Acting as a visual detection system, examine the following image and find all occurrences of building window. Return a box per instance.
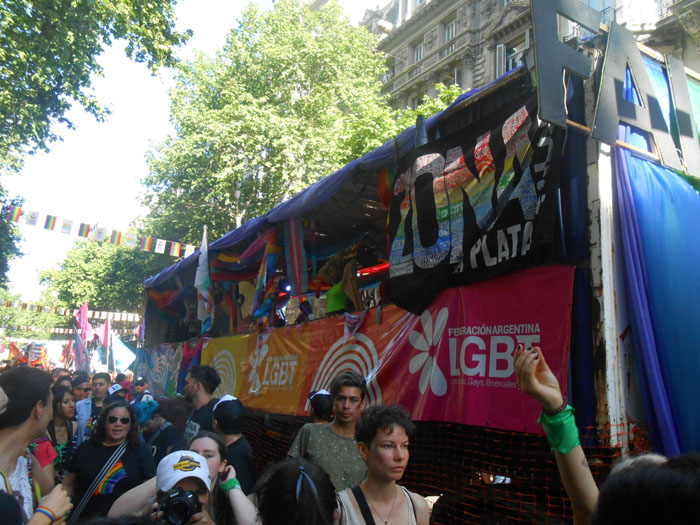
[414,43,424,63]
[445,20,456,43]
[495,29,530,77]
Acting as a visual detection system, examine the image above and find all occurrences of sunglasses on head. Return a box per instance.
[107,416,131,425]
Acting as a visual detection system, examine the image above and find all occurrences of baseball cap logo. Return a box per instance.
[173,456,201,472]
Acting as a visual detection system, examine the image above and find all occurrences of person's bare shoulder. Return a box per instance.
[409,491,430,525]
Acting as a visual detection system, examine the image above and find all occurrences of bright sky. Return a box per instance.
[2,0,378,302]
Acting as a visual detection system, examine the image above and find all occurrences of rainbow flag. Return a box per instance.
[169,242,182,257]
[44,215,57,230]
[94,461,127,495]
[78,223,91,238]
[140,236,153,251]
[7,205,22,222]
[110,230,122,245]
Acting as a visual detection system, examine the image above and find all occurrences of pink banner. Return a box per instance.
[297,265,575,434]
[146,265,575,433]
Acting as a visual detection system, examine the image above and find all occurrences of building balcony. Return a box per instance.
[407,65,423,80]
[439,41,456,60]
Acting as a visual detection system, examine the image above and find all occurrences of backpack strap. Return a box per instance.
[68,442,127,524]
[351,485,376,525]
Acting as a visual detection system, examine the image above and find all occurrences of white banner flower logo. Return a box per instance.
[408,308,448,396]
[248,332,271,395]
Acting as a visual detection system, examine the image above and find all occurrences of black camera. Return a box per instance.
[159,487,202,525]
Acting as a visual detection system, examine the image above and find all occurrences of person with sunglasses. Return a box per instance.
[62,399,155,521]
[72,376,91,402]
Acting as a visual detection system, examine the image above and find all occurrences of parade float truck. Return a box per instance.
[136,1,700,521]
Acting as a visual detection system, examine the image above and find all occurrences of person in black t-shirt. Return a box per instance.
[213,395,257,495]
[63,399,155,521]
[134,399,178,465]
[182,365,221,442]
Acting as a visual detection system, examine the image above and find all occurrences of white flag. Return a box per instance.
[154,238,167,254]
[93,227,108,241]
[61,220,73,234]
[194,227,209,321]
[184,244,196,257]
[25,211,39,226]
[124,233,138,248]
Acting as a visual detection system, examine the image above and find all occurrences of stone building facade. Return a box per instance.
[360,0,700,109]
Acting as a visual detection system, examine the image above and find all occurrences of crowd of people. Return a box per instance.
[0,354,698,524]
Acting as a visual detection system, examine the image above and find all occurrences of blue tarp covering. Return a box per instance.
[615,54,700,454]
[616,147,700,454]
[143,250,199,288]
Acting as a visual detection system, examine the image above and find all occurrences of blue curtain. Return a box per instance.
[615,147,700,454]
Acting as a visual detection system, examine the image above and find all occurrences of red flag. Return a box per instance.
[9,342,21,360]
[61,340,74,367]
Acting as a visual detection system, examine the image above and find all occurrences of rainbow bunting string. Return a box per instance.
[110,231,122,245]
[2,201,198,259]
[7,205,22,222]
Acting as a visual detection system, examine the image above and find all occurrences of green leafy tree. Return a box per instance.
[143,0,463,243]
[143,0,399,241]
[40,239,165,312]
[0,189,22,286]
[395,83,465,131]
[0,0,190,172]
[0,287,68,340]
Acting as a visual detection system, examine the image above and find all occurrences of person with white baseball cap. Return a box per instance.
[106,383,129,404]
[108,436,258,524]
[155,451,213,523]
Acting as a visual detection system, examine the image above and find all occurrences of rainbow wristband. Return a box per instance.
[537,405,580,455]
[220,477,241,496]
[35,506,57,523]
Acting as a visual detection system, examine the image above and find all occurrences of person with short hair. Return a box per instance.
[62,399,156,521]
[106,383,129,404]
[130,376,152,405]
[182,365,221,442]
[308,390,333,423]
[55,376,72,391]
[212,395,257,494]
[336,405,429,525]
[134,400,178,465]
[0,367,73,523]
[255,457,337,525]
[51,368,70,384]
[75,372,111,444]
[288,371,368,492]
[72,376,92,402]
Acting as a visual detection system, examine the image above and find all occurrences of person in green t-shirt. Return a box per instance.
[288,371,367,492]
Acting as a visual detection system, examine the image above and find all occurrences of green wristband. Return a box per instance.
[537,405,580,455]
[220,477,241,496]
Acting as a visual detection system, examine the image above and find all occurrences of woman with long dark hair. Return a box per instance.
[47,385,79,484]
[62,399,155,521]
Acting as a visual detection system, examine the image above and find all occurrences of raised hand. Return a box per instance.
[514,344,564,411]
